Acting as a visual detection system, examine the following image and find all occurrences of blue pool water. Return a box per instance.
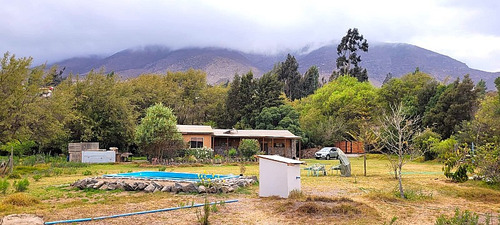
[103,171,238,182]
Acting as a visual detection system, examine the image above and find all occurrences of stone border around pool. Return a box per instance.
[71,176,258,194]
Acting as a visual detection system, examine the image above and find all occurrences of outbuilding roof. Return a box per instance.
[176,125,214,134]
[213,129,301,139]
[256,155,305,165]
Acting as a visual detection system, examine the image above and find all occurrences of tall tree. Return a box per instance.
[225,74,242,127]
[300,66,320,98]
[423,75,479,138]
[277,54,301,100]
[332,28,369,82]
[135,103,184,160]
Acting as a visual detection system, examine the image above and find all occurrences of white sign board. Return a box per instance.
[82,151,116,163]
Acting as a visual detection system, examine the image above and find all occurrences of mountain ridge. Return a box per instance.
[51,43,499,90]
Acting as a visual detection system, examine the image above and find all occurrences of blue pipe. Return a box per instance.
[44,199,238,225]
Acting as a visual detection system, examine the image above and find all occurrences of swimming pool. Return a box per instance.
[103,171,238,182]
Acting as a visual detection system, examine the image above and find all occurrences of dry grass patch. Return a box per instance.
[3,193,40,206]
[275,195,380,223]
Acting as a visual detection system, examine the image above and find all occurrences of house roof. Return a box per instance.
[256,155,305,165]
[176,125,214,134]
[213,129,301,139]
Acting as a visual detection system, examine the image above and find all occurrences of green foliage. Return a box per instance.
[277,54,302,100]
[297,75,379,146]
[82,170,92,176]
[13,178,29,192]
[435,208,479,225]
[255,105,304,138]
[0,179,9,194]
[442,144,474,183]
[135,103,184,159]
[228,148,238,158]
[432,137,458,160]
[423,75,479,138]
[475,143,500,184]
[332,28,369,82]
[0,140,36,156]
[185,147,214,160]
[238,139,260,158]
[196,197,211,225]
[7,173,21,179]
[414,128,442,160]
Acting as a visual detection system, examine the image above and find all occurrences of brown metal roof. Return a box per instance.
[176,125,214,134]
[213,129,301,139]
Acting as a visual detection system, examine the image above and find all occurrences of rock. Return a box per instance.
[1,214,44,225]
[181,183,198,193]
[144,184,156,193]
[172,183,183,193]
[152,181,163,190]
[197,185,206,193]
[115,182,125,190]
[219,186,229,194]
[123,182,134,191]
[208,186,217,194]
[247,176,258,183]
[99,184,108,190]
[136,182,147,191]
[227,186,235,192]
[161,185,171,192]
[85,183,95,189]
[107,183,117,190]
[93,181,106,189]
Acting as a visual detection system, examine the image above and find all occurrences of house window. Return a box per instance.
[274,143,284,147]
[190,137,203,148]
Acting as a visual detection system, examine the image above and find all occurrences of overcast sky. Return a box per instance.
[1,0,499,72]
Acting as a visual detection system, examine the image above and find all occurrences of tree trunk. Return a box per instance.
[363,153,367,176]
[9,146,14,174]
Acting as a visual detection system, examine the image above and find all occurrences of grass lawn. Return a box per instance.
[1,154,499,224]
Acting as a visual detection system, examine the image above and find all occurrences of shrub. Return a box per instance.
[158,166,167,171]
[3,193,40,206]
[435,208,479,225]
[239,139,260,158]
[0,179,9,194]
[82,170,92,176]
[13,178,29,192]
[7,173,21,179]
[185,147,214,160]
[228,148,238,158]
[196,197,211,225]
[33,174,42,182]
[475,143,500,184]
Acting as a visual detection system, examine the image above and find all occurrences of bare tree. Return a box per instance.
[374,103,422,199]
[347,116,380,176]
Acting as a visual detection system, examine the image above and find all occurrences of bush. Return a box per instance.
[239,139,260,158]
[435,208,479,225]
[13,178,29,192]
[32,174,42,182]
[185,147,214,160]
[0,179,9,194]
[82,170,92,176]
[7,173,21,179]
[475,143,500,184]
[3,193,40,206]
[228,148,238,158]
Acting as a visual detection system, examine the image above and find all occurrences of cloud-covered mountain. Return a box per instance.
[52,43,499,90]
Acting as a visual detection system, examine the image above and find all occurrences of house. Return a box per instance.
[176,125,302,158]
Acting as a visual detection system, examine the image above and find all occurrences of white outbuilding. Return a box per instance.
[81,150,116,163]
[256,155,305,198]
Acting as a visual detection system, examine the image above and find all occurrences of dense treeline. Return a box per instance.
[1,51,499,170]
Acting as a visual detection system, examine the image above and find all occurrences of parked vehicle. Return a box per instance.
[315,147,340,160]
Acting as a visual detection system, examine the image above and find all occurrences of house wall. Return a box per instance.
[181,134,212,148]
[335,141,364,154]
[287,163,301,195]
[81,151,116,163]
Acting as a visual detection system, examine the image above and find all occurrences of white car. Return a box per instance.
[315,147,340,160]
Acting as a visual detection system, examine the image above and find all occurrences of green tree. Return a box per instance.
[332,28,369,82]
[297,76,379,146]
[225,74,242,127]
[423,75,479,138]
[255,105,303,137]
[277,54,301,100]
[0,52,71,154]
[67,71,136,150]
[135,103,184,159]
[238,139,260,158]
[300,66,320,98]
